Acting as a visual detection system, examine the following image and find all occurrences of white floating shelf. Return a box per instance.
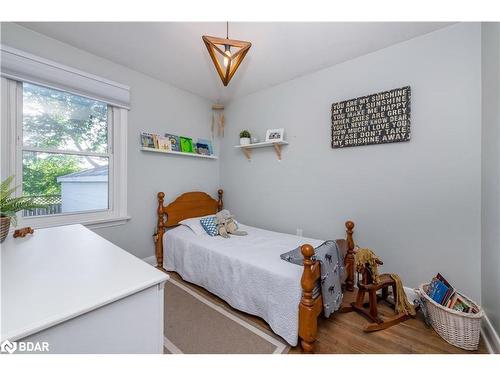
[234,141,288,161]
[141,147,218,160]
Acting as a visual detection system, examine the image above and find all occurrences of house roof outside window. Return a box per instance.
[57,165,108,183]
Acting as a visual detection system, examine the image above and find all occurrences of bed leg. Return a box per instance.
[301,338,316,354]
[155,227,165,272]
[299,303,318,354]
[344,221,355,292]
[299,244,319,354]
[156,192,167,272]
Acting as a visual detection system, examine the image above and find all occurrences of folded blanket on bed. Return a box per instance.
[280,241,345,318]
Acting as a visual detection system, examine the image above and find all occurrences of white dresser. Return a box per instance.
[0,224,168,354]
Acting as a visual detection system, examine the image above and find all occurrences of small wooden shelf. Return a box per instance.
[234,141,288,161]
[141,147,218,160]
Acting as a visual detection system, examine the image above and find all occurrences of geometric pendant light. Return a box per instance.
[202,22,252,86]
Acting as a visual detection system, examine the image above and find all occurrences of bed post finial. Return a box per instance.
[299,244,318,353]
[155,192,166,272]
[345,220,355,291]
[217,189,223,211]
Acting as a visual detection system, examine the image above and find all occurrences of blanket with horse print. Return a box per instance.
[280,240,345,318]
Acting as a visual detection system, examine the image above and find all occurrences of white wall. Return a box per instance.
[220,23,482,301]
[0,23,220,260]
[481,23,500,338]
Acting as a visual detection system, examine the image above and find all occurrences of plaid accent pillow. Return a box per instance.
[200,216,218,236]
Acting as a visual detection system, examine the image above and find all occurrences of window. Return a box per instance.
[22,83,110,217]
[1,78,128,229]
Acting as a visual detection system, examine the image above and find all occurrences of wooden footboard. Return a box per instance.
[298,221,355,353]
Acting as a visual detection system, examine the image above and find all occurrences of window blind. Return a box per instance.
[0,45,130,109]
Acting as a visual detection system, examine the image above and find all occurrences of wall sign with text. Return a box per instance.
[331,86,411,148]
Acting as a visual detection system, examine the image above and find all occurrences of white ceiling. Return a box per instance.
[19,22,452,103]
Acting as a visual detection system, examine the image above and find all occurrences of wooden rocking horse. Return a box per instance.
[341,250,413,332]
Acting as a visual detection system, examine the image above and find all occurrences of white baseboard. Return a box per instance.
[481,313,500,354]
[142,255,156,266]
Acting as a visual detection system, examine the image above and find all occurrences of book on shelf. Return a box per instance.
[165,133,180,152]
[179,136,194,153]
[196,143,210,155]
[197,138,213,155]
[140,132,156,148]
[156,136,172,152]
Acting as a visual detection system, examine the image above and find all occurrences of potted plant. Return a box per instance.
[239,130,251,146]
[0,176,46,243]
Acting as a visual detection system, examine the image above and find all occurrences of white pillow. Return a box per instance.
[179,215,215,235]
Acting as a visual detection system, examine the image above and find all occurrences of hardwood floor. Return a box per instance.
[167,272,487,354]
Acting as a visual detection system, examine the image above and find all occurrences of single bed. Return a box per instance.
[153,190,356,352]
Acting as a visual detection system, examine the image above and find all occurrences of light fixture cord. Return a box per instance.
[226,21,229,39]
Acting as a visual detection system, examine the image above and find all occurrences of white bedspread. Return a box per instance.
[164,224,324,346]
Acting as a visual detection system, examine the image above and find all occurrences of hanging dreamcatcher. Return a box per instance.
[211,103,225,138]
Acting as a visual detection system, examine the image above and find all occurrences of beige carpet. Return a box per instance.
[164,278,289,354]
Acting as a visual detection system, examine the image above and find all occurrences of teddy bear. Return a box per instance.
[215,209,248,238]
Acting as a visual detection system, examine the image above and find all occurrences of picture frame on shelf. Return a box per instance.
[265,128,285,142]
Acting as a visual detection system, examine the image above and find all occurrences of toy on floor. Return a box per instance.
[341,247,417,332]
[215,210,247,238]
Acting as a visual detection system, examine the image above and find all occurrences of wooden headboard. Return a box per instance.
[158,190,223,228]
[154,190,223,270]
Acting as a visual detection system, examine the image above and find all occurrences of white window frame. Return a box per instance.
[1,77,129,230]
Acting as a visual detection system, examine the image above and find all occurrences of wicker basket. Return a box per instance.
[417,283,483,351]
[0,216,11,243]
